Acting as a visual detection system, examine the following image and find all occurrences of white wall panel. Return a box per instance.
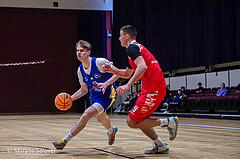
[230,69,240,86]
[187,73,205,89]
[206,71,229,88]
[166,69,238,90]
[170,76,186,90]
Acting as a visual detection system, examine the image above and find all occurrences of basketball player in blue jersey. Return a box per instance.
[53,40,118,150]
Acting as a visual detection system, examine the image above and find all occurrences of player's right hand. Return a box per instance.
[116,84,130,95]
[102,64,113,73]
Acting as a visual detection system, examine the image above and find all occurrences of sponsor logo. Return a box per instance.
[144,93,158,107]
[151,60,158,63]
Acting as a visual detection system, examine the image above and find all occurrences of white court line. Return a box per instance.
[108,118,240,130]
[1,115,239,130]
[179,123,240,130]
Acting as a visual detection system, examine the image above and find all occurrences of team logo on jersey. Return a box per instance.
[94,73,101,79]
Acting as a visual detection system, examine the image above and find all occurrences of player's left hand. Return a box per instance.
[116,84,130,95]
[97,82,109,94]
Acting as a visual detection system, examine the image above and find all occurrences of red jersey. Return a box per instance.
[127,41,166,92]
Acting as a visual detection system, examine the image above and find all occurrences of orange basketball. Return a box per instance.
[54,92,72,111]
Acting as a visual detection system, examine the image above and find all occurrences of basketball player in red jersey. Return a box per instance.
[98,25,179,154]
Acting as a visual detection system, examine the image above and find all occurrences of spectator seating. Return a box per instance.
[167,86,240,114]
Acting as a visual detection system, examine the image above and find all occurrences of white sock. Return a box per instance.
[154,137,165,146]
[62,132,74,143]
[107,126,113,134]
[160,119,168,127]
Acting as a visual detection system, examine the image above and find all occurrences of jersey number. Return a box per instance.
[132,105,138,113]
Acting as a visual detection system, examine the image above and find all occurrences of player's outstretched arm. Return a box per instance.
[103,65,134,78]
[71,85,88,101]
[117,56,147,95]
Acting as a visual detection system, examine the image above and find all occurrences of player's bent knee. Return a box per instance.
[80,106,99,122]
[81,112,93,122]
[97,116,105,122]
[126,118,138,128]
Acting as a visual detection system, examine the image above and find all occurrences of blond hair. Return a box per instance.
[76,40,91,51]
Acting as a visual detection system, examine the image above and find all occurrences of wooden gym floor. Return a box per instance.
[0,114,240,159]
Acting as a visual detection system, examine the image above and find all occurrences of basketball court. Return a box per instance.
[0,114,239,159]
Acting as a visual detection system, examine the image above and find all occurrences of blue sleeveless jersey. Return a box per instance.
[79,58,116,110]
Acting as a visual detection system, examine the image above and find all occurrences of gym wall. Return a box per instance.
[166,69,240,90]
[0,7,108,113]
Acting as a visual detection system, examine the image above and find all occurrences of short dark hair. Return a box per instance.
[120,25,137,39]
[181,86,185,89]
[198,82,202,86]
[221,82,225,87]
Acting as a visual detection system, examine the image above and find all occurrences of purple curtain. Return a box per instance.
[112,0,240,71]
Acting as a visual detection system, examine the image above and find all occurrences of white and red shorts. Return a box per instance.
[128,88,166,122]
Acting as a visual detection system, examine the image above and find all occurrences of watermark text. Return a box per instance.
[7,148,55,154]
